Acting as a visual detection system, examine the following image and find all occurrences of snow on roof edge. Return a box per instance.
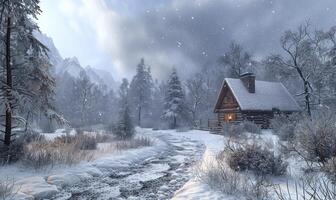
[216,78,302,112]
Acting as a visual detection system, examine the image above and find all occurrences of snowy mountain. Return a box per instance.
[85,67,118,89]
[35,32,117,90]
[33,31,63,66]
[57,57,85,78]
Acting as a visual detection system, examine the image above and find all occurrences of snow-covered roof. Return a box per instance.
[215,78,301,112]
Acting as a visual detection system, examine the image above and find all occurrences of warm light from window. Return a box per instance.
[228,115,232,120]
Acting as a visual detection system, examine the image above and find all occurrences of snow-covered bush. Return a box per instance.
[274,176,336,200]
[0,177,16,200]
[240,120,262,134]
[324,157,336,183]
[195,157,271,200]
[222,120,261,137]
[271,114,301,141]
[294,112,336,164]
[222,122,244,136]
[225,143,287,176]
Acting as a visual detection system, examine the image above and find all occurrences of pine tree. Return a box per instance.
[129,58,153,127]
[162,68,186,129]
[0,1,55,155]
[114,79,134,139]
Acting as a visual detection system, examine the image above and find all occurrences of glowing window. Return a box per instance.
[224,113,236,122]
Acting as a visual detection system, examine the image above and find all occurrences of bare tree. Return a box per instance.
[219,42,256,78]
[266,23,319,116]
[186,73,207,127]
[74,71,93,126]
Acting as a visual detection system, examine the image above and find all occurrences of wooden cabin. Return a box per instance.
[211,73,301,131]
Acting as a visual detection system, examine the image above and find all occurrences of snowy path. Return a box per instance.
[50,130,205,200]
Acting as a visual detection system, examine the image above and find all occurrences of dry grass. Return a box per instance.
[0,178,17,200]
[195,156,271,200]
[96,136,153,156]
[21,133,153,169]
[21,134,97,169]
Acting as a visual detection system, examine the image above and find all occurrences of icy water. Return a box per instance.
[51,134,205,200]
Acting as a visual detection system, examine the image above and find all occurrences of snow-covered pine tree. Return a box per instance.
[162,68,186,129]
[151,80,166,128]
[114,79,134,139]
[0,0,55,155]
[129,58,153,127]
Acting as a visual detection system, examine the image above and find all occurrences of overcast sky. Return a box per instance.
[38,0,336,80]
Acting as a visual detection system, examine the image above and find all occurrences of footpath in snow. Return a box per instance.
[2,128,219,200]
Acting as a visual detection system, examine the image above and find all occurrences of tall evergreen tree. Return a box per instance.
[115,79,134,139]
[162,68,186,129]
[0,0,55,154]
[129,58,153,127]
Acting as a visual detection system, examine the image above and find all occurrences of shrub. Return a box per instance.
[0,178,16,200]
[274,176,336,200]
[271,113,301,141]
[195,157,271,200]
[240,120,262,134]
[21,133,97,169]
[294,112,336,164]
[324,157,336,183]
[0,131,45,164]
[222,121,261,136]
[22,139,94,169]
[55,134,97,150]
[222,122,245,136]
[225,143,287,176]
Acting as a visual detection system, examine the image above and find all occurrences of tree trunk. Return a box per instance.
[138,105,141,127]
[304,81,311,117]
[4,17,12,147]
[295,66,312,117]
[173,116,176,129]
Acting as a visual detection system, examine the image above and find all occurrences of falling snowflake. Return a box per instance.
[177,41,182,48]
[162,16,166,20]
[191,16,194,20]
[272,10,276,14]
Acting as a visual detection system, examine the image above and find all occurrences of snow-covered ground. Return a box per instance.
[4,128,302,200]
[1,129,211,199]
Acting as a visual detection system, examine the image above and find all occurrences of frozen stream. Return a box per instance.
[50,132,205,200]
